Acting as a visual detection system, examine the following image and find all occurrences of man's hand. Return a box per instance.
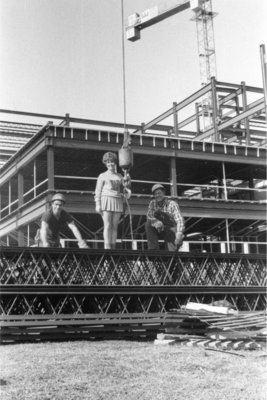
[175,232,184,246]
[152,220,164,232]
[78,239,89,249]
[124,188,132,200]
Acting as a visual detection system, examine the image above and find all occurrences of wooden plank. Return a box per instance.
[0,324,165,335]
[0,312,165,321]
[206,329,265,340]
[157,333,204,340]
[0,317,165,328]
[165,327,207,335]
[0,330,161,343]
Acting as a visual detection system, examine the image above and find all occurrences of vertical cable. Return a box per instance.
[121,0,127,137]
[120,1,134,247]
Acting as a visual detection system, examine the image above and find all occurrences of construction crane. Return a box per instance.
[126,0,217,130]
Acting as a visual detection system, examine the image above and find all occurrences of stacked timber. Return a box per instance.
[155,302,267,351]
[0,312,166,343]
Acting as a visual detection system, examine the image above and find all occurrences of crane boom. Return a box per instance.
[126,0,218,131]
[126,1,190,41]
[126,0,217,86]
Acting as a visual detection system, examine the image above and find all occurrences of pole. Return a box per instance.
[225,219,230,254]
[260,44,267,122]
[173,102,178,137]
[222,162,227,200]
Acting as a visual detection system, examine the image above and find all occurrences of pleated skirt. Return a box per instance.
[101,196,123,213]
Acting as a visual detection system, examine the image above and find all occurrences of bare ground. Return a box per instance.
[0,340,266,400]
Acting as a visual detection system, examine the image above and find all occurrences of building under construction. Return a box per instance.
[0,78,266,341]
[0,79,266,252]
[0,1,266,341]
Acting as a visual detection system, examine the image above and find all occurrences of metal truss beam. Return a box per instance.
[0,248,265,315]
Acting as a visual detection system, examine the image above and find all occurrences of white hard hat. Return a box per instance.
[51,193,66,204]
[151,184,165,194]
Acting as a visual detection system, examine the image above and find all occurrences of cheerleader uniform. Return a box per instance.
[95,170,124,212]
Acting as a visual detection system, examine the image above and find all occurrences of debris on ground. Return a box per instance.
[154,302,267,351]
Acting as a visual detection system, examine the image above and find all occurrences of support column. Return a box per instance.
[65,113,70,126]
[211,77,219,142]
[241,81,250,146]
[17,229,25,247]
[248,168,254,201]
[170,158,177,197]
[222,162,228,200]
[18,171,24,208]
[173,102,178,138]
[225,219,230,253]
[195,103,200,134]
[33,160,37,198]
[47,146,55,192]
[8,181,11,214]
[17,171,25,247]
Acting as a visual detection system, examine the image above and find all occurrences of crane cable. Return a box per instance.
[120,0,134,246]
[121,0,128,140]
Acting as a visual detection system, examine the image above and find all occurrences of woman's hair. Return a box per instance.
[102,152,118,164]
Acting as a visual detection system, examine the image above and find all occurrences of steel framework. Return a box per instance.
[0,248,266,315]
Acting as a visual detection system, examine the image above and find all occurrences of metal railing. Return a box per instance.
[60,238,267,254]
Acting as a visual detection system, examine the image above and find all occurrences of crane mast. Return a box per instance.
[191,0,217,87]
[126,0,217,131]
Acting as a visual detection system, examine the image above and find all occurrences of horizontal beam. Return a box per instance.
[134,84,212,134]
[194,99,265,141]
[0,285,265,295]
[0,108,172,133]
[126,1,190,32]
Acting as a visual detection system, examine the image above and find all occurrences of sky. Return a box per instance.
[0,0,266,127]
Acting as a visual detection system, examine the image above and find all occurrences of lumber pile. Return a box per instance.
[154,302,267,351]
[0,312,166,343]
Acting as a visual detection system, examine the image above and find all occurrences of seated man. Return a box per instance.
[145,184,184,251]
[39,193,89,248]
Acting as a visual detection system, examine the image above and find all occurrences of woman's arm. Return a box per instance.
[94,174,104,213]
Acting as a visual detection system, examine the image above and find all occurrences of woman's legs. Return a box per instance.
[111,212,121,249]
[102,210,121,249]
[102,211,113,249]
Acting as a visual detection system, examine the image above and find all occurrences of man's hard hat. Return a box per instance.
[51,193,66,204]
[151,184,165,194]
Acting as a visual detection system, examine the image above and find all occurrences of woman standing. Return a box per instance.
[95,152,130,249]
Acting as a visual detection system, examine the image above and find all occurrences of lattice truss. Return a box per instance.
[1,293,266,315]
[1,249,266,286]
[0,248,266,314]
